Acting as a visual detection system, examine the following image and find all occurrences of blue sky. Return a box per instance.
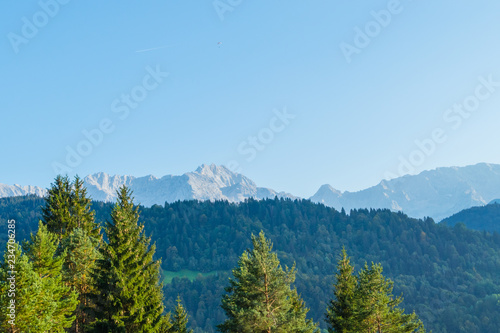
[2,0,500,198]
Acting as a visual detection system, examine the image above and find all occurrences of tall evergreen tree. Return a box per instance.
[42,175,73,237]
[158,314,173,333]
[355,263,425,333]
[59,228,102,332]
[42,175,100,240]
[325,248,358,333]
[91,186,165,332]
[23,222,79,332]
[218,231,318,333]
[326,251,426,333]
[71,176,101,240]
[42,175,101,332]
[169,296,193,333]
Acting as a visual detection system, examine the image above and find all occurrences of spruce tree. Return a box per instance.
[59,228,101,332]
[91,186,164,332]
[326,251,426,333]
[325,248,358,333]
[70,176,101,239]
[42,175,101,332]
[158,314,173,333]
[42,175,100,240]
[169,296,193,333]
[218,231,318,333]
[286,287,319,332]
[42,175,73,237]
[23,222,79,332]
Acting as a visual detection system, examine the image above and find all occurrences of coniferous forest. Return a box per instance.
[441,202,500,233]
[1,177,500,332]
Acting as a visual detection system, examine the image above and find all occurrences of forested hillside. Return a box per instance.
[1,195,500,332]
[442,203,500,233]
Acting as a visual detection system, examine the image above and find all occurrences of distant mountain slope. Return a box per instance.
[441,202,500,233]
[4,163,500,220]
[310,163,500,221]
[83,164,296,206]
[0,165,295,206]
[0,183,46,198]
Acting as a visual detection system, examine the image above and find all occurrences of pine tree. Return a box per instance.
[0,242,46,332]
[23,222,79,332]
[218,231,318,333]
[325,248,358,333]
[355,263,425,333]
[91,186,165,332]
[169,296,193,333]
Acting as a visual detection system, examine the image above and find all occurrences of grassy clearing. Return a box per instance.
[162,269,219,284]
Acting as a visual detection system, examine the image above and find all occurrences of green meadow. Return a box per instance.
[162,269,220,284]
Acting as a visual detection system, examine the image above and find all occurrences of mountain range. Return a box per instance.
[82,164,296,205]
[0,183,46,198]
[0,164,295,207]
[3,162,500,221]
[310,163,500,221]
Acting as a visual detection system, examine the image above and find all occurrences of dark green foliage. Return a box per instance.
[91,186,164,332]
[163,271,230,331]
[71,176,101,240]
[42,175,100,240]
[441,203,500,232]
[151,199,500,332]
[0,195,111,252]
[4,196,500,332]
[42,175,72,236]
[0,195,45,250]
[326,251,425,332]
[59,227,102,332]
[170,296,193,333]
[325,248,357,333]
[218,231,318,333]
[42,175,102,333]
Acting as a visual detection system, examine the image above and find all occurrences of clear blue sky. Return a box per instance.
[2,0,500,198]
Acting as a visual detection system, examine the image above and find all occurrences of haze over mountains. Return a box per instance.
[2,163,500,221]
[0,183,46,198]
[83,164,296,205]
[0,164,295,206]
[310,163,500,221]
